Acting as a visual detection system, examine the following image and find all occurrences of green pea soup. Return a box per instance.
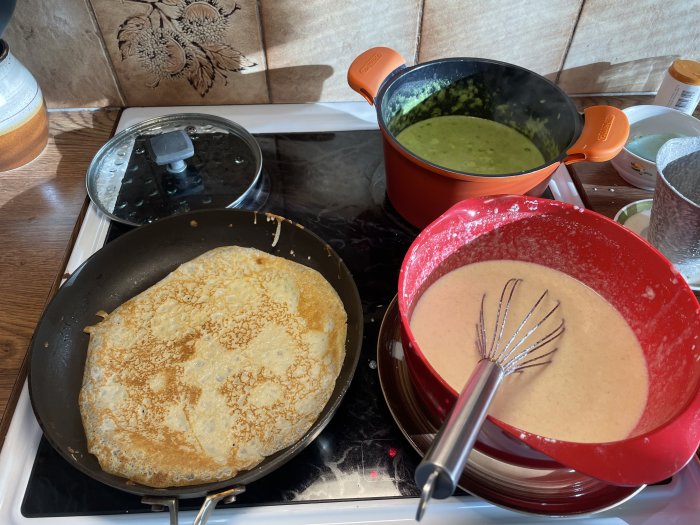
[395,115,545,175]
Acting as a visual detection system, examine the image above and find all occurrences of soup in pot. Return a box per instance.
[409,260,648,443]
[395,115,545,174]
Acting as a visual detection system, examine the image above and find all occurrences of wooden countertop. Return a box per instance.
[0,97,690,449]
[0,109,119,445]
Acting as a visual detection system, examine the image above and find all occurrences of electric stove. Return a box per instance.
[0,102,698,525]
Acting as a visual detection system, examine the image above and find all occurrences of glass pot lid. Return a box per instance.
[86,113,263,226]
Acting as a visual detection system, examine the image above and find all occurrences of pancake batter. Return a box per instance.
[410,260,648,443]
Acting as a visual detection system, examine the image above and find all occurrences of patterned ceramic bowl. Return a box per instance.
[610,105,700,190]
[613,198,654,238]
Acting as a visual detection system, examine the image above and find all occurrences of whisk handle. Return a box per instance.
[415,360,505,499]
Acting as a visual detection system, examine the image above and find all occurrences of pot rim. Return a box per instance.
[85,112,264,226]
[373,56,583,179]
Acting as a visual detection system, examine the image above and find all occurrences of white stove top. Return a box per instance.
[1,102,698,525]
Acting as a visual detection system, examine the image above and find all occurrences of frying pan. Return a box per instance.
[28,209,363,524]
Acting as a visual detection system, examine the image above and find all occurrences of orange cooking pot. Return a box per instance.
[348,47,629,228]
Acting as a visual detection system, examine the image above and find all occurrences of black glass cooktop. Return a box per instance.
[21,129,443,517]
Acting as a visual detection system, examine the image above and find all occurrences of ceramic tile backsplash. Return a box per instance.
[7,0,700,108]
[419,0,583,79]
[259,0,421,103]
[89,0,268,106]
[559,0,700,94]
[3,0,123,108]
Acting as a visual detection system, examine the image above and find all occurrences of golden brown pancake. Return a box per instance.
[79,246,347,487]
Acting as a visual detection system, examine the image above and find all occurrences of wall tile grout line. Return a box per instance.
[256,0,273,104]
[555,0,587,85]
[414,0,426,65]
[83,0,127,107]
[45,92,658,114]
[48,107,123,113]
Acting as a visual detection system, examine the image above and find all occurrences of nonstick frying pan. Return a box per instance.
[28,208,363,524]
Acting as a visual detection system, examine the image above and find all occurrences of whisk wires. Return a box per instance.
[476,278,565,375]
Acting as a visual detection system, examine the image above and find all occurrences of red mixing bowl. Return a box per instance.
[398,195,700,486]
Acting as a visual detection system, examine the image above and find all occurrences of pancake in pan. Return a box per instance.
[79,246,347,488]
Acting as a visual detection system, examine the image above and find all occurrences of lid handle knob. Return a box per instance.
[147,130,194,173]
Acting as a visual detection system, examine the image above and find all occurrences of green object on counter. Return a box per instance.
[395,115,545,174]
[613,199,654,238]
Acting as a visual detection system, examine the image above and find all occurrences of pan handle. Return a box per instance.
[142,496,179,525]
[142,486,245,525]
[563,105,629,164]
[192,486,246,525]
[348,47,406,105]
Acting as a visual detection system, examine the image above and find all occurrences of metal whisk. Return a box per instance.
[414,278,565,521]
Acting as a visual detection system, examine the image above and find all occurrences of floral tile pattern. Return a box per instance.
[90,0,268,106]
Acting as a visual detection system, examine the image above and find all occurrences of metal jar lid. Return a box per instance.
[86,113,264,226]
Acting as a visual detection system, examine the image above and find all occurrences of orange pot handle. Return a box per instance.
[348,47,406,105]
[563,105,629,164]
